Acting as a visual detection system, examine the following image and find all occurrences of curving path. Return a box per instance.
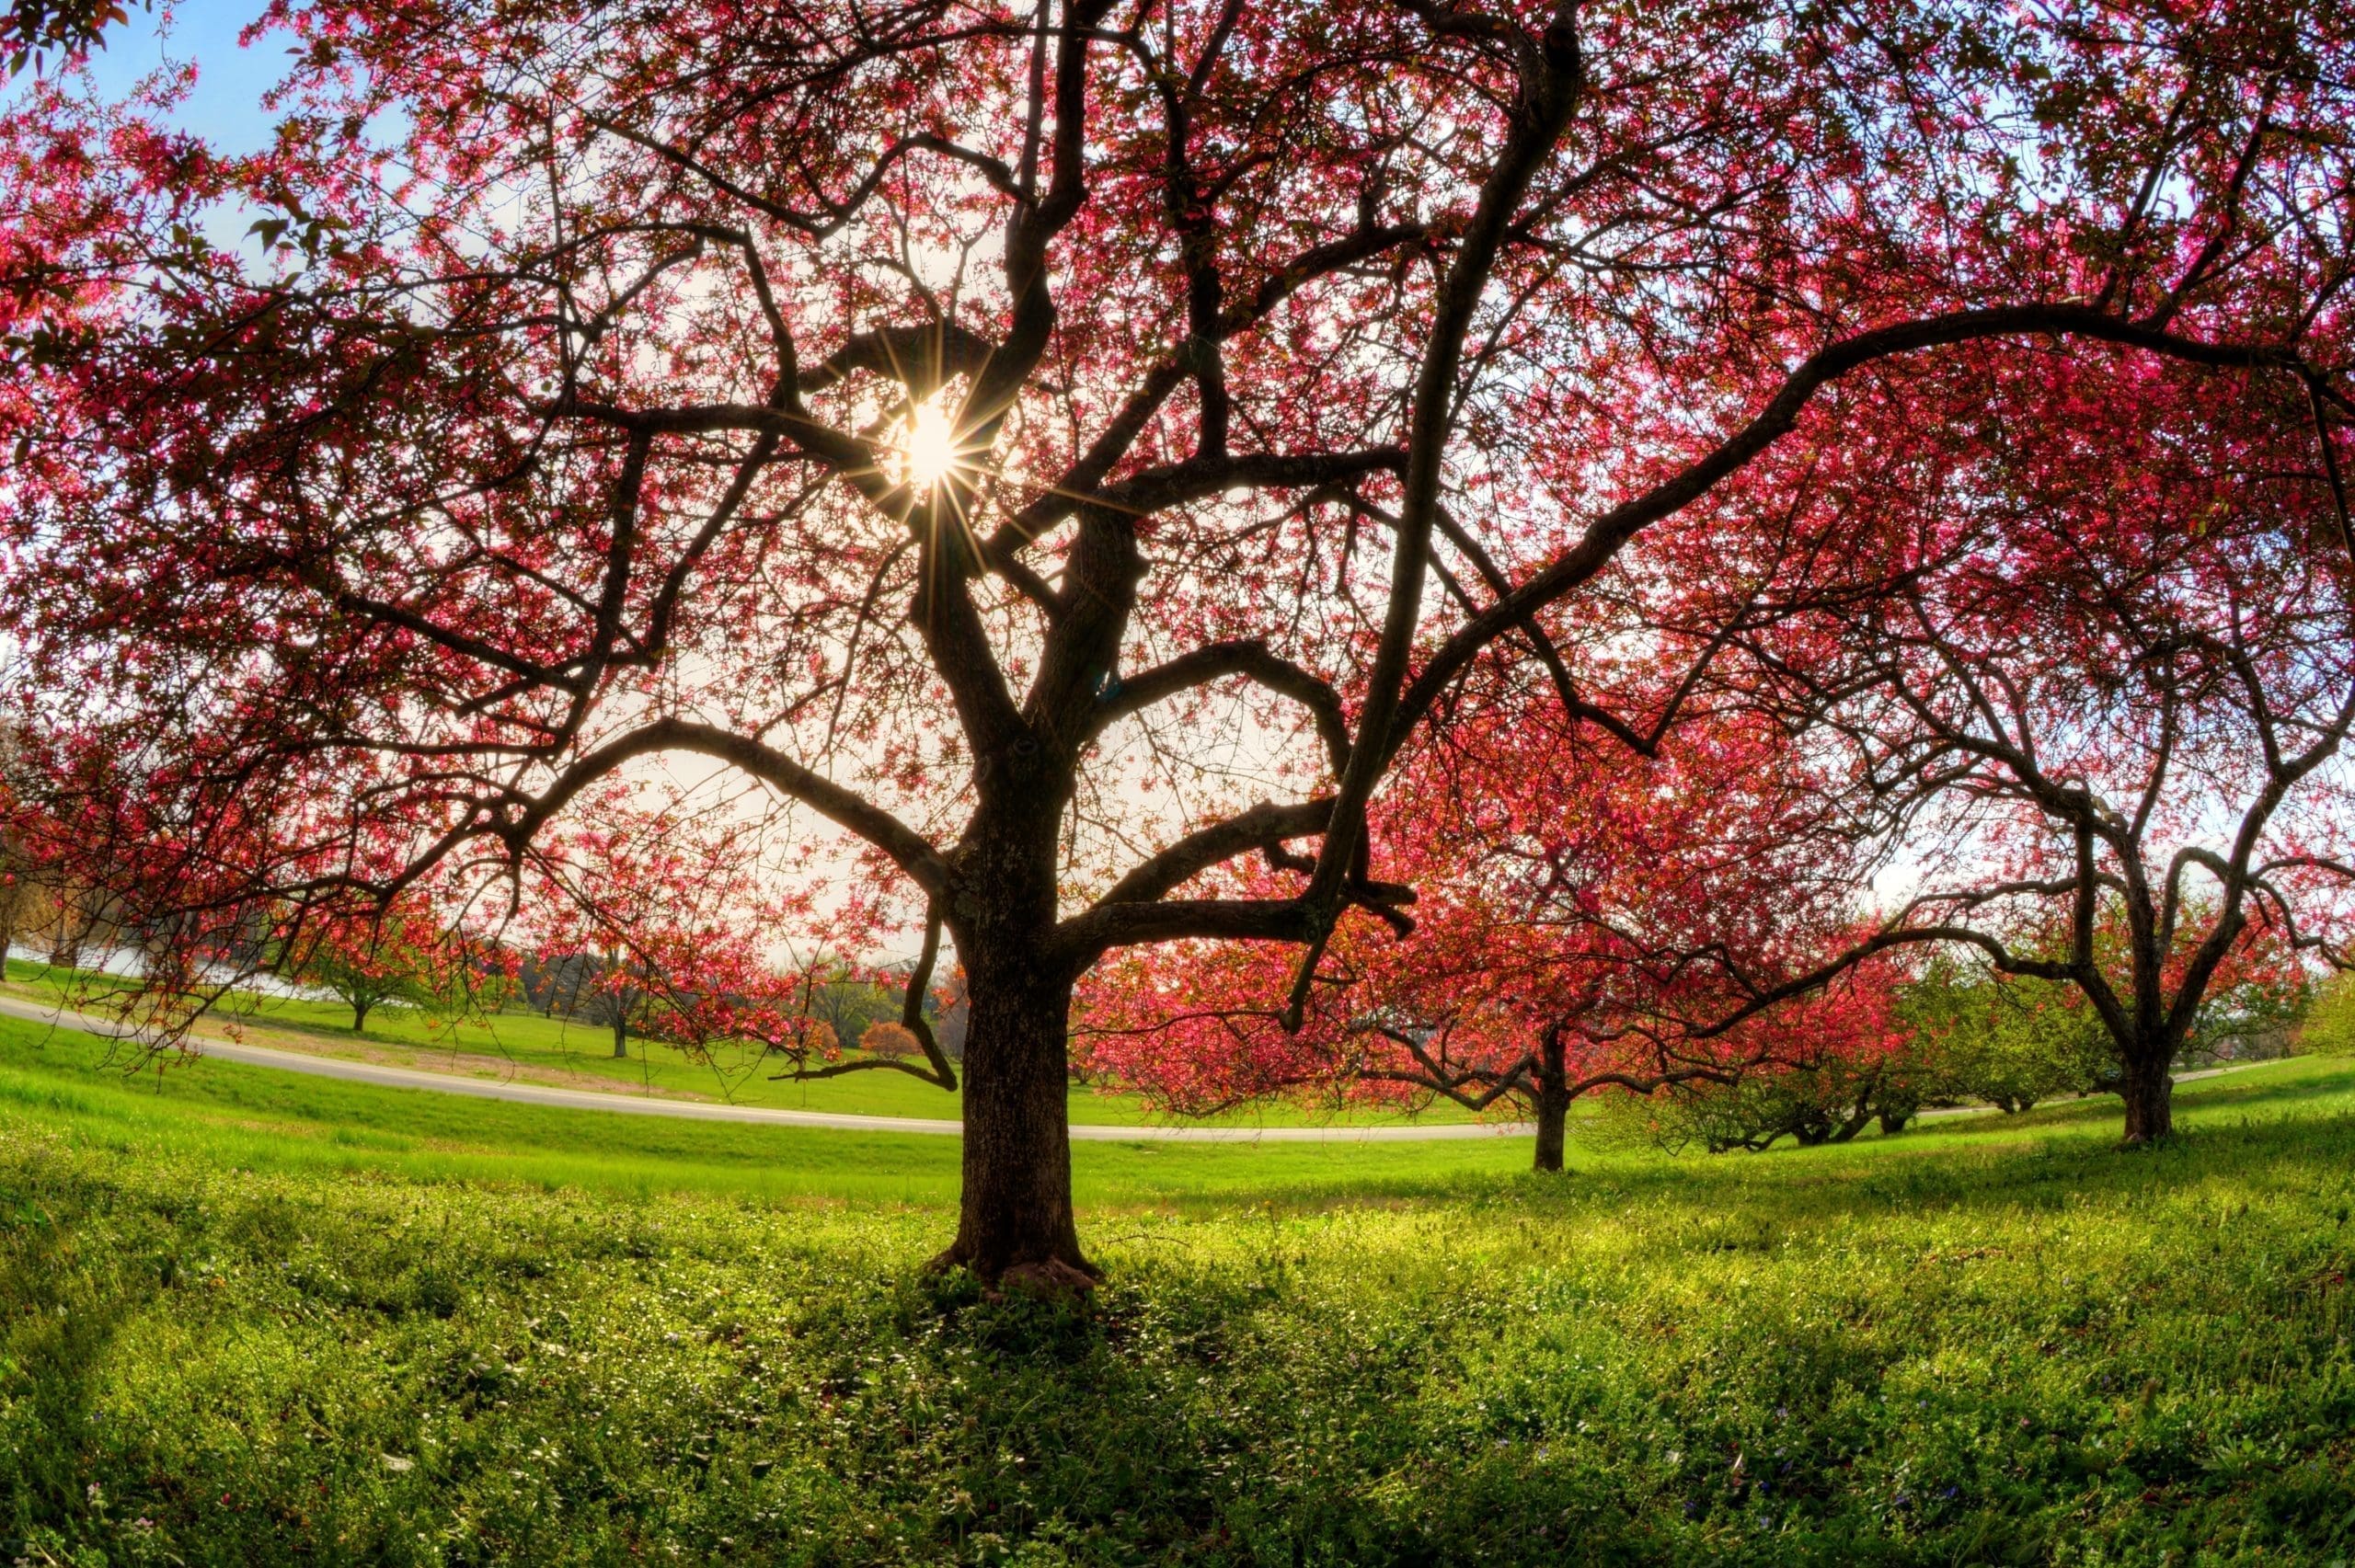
[0,991,2270,1144]
[0,992,1532,1143]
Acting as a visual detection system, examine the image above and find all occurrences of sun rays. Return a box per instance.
[900,395,964,492]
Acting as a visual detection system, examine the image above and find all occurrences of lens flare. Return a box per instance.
[902,398,960,489]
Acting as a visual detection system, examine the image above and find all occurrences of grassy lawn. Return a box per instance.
[1,1015,2351,1563]
[0,959,1478,1127]
[0,1018,1527,1207]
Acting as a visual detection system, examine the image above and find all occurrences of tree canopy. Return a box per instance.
[3,0,2350,1281]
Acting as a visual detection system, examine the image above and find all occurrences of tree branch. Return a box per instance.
[1088,641,1351,776]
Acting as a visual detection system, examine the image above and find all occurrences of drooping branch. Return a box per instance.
[498,719,948,898]
[1088,642,1351,776]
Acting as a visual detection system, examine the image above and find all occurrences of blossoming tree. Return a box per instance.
[3,0,2349,1280]
[1081,700,1895,1169]
[1722,349,2355,1140]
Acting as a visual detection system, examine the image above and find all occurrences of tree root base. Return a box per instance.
[925,1245,1102,1300]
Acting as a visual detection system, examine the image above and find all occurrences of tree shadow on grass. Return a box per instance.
[0,1161,154,1546]
[884,1125,2355,1565]
[873,1075,2355,1565]
[0,1066,2346,1565]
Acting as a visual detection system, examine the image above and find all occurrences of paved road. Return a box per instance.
[0,992,1533,1143]
[0,991,2274,1144]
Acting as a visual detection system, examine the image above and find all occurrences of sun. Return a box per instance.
[900,396,962,490]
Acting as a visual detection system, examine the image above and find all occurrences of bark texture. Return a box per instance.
[930,789,1099,1292]
[937,974,1095,1290]
[2120,1050,2174,1142]
[1532,1029,1570,1173]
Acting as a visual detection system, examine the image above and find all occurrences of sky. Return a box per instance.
[45,2,279,152]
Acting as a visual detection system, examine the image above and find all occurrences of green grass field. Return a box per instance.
[0,958,1477,1127]
[1,1013,2351,1564]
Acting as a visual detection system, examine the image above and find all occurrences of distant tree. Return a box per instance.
[860,1021,921,1060]
[800,963,902,1053]
[281,898,447,1031]
[576,944,648,1060]
[1899,956,2115,1116]
[2301,972,2355,1057]
[1082,702,1892,1171]
[1729,352,2355,1142]
[523,797,903,1081]
[1634,1000,1916,1152]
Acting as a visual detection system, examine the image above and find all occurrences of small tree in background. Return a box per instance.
[1080,700,1889,1171]
[2302,974,2355,1057]
[1899,957,2115,1116]
[1504,959,1917,1154]
[522,791,919,1087]
[576,944,650,1060]
[859,1022,922,1061]
[281,898,449,1032]
[799,962,902,1056]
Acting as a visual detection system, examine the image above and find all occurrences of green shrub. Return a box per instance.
[2299,971,2355,1057]
[1621,1057,1899,1152]
[1901,958,2114,1113]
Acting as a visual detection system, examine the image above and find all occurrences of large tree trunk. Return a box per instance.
[1531,1029,1570,1173]
[2120,1047,2174,1142]
[924,774,1099,1293]
[612,1011,628,1059]
[352,998,372,1031]
[936,964,1096,1291]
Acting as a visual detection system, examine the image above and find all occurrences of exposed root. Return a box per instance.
[926,1240,1102,1299]
[992,1257,1100,1299]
